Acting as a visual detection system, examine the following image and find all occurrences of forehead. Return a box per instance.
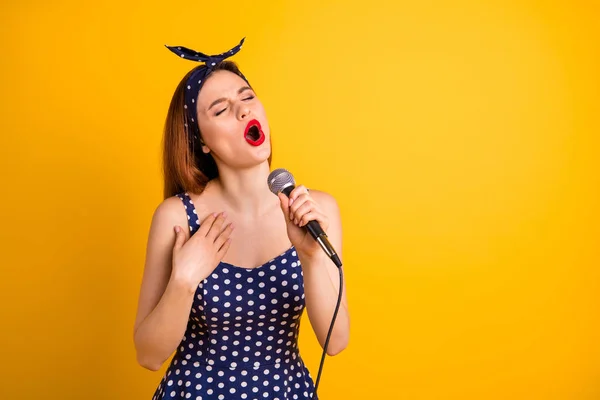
[197,70,249,105]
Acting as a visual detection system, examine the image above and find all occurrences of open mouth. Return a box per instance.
[244,119,265,146]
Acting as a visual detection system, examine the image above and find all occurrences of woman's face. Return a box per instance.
[196,70,271,168]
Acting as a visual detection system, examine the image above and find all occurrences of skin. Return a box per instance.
[133,70,350,371]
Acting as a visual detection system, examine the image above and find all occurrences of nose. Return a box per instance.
[237,103,251,120]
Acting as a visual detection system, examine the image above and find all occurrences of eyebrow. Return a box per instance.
[207,86,253,112]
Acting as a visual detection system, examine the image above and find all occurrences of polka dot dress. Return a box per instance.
[152,192,318,400]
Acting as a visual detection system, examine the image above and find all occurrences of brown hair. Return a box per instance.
[162,61,272,199]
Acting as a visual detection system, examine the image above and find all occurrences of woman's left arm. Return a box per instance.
[279,188,350,356]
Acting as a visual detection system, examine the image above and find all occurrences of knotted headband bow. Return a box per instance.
[165,38,249,146]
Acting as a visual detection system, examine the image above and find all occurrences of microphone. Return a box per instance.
[267,168,342,268]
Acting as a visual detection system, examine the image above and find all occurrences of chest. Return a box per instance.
[188,190,292,270]
[225,220,290,268]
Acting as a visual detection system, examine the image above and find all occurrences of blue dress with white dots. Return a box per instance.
[152,192,318,400]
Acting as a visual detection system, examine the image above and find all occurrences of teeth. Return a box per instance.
[246,125,260,141]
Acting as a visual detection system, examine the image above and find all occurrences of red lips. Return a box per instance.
[244,119,265,146]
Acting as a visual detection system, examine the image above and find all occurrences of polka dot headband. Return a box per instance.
[165,37,249,146]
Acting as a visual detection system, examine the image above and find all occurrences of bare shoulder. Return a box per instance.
[308,189,342,235]
[308,189,343,258]
[134,195,190,333]
[308,189,340,214]
[153,195,187,217]
[151,195,189,234]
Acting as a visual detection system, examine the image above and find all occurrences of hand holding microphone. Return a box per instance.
[268,168,342,268]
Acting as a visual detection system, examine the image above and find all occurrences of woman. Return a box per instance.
[133,38,350,400]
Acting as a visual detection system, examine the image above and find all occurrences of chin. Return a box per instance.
[253,141,271,160]
[234,152,271,169]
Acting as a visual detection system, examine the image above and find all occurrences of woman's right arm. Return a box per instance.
[133,198,232,371]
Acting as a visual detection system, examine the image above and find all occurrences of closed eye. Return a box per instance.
[214,95,254,116]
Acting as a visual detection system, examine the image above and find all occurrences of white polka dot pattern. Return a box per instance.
[151,192,317,399]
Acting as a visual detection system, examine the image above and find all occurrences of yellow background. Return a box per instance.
[1,0,598,399]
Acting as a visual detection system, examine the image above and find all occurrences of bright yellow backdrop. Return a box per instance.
[1,0,598,399]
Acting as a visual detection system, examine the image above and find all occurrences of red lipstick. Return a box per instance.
[244,119,265,146]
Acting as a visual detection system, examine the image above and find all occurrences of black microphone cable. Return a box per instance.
[313,262,344,398]
[267,168,345,399]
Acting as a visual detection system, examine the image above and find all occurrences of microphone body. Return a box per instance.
[268,169,342,268]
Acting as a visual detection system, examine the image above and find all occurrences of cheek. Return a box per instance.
[199,120,240,149]
[197,120,215,141]
[255,104,269,130]
[196,122,219,148]
[256,102,267,118]
[199,118,227,136]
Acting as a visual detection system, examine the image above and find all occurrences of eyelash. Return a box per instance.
[215,96,255,116]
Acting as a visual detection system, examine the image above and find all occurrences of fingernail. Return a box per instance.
[289,198,294,206]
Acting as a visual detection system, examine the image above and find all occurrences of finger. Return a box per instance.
[172,225,186,251]
[299,211,328,231]
[291,200,313,224]
[289,185,309,206]
[289,194,312,221]
[217,237,232,258]
[278,192,290,220]
[197,212,218,237]
[214,222,234,248]
[207,212,228,241]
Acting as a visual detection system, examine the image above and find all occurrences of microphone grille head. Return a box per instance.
[267,168,295,194]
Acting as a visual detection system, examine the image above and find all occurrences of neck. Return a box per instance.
[211,161,277,216]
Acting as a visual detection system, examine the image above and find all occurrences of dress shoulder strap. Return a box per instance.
[175,192,201,235]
